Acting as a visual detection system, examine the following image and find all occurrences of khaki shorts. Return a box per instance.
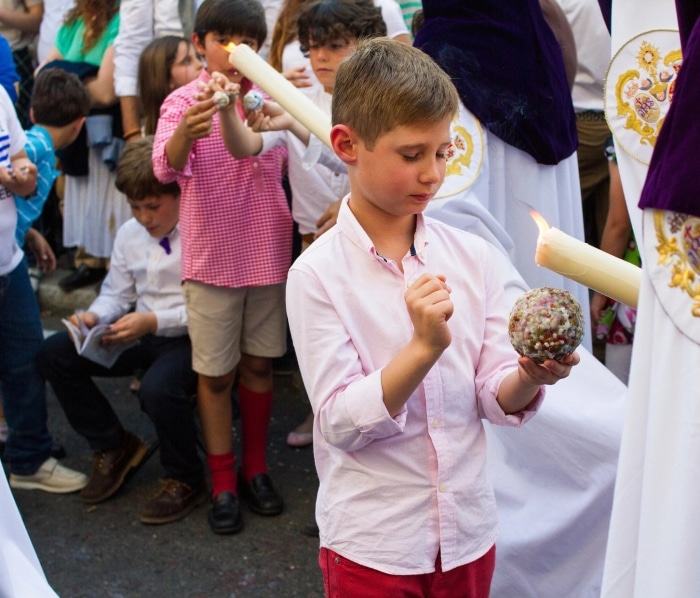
[183,281,287,377]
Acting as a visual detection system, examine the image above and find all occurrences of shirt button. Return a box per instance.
[438,483,446,492]
[432,419,439,428]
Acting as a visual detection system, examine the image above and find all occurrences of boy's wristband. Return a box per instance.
[123,127,142,140]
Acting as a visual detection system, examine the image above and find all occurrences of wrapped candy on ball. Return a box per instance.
[242,90,264,112]
[213,90,231,109]
[508,287,584,363]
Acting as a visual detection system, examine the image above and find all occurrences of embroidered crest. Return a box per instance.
[653,210,700,317]
[604,30,682,164]
[434,103,484,199]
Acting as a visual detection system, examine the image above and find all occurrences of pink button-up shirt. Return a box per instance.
[286,198,544,575]
[152,71,292,288]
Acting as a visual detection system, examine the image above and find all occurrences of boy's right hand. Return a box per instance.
[405,274,453,354]
[68,311,99,330]
[180,99,220,141]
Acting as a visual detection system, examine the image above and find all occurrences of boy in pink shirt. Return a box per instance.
[286,39,579,596]
[152,0,290,534]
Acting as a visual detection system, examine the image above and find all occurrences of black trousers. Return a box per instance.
[37,332,203,486]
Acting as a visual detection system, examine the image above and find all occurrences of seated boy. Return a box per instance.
[38,137,205,525]
[286,39,579,596]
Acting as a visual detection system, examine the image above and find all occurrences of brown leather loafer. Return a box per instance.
[80,431,149,504]
[139,478,207,525]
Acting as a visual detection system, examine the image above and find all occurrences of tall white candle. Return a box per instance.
[532,212,641,308]
[226,42,332,148]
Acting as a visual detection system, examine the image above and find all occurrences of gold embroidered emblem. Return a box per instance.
[435,105,484,199]
[446,124,474,177]
[604,30,682,164]
[654,210,700,317]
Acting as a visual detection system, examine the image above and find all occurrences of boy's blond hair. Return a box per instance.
[332,38,459,149]
[115,136,180,200]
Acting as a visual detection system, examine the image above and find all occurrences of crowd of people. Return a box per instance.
[4,0,694,596]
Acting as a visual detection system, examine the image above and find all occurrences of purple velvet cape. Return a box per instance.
[638,0,700,217]
[413,0,577,166]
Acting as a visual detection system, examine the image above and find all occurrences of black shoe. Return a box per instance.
[208,491,243,535]
[238,472,284,516]
[58,264,106,292]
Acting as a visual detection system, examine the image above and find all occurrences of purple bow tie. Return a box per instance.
[159,237,171,255]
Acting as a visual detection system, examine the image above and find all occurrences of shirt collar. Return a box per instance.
[337,195,429,264]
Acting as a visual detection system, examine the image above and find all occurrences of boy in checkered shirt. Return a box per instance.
[152,0,290,535]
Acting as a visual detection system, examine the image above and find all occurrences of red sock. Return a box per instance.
[238,384,273,481]
[207,452,237,497]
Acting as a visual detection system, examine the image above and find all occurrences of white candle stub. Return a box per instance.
[531,211,641,308]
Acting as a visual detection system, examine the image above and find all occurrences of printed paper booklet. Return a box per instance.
[61,318,136,368]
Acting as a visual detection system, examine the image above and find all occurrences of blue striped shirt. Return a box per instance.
[14,126,58,246]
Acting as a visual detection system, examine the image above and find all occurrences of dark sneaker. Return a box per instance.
[238,472,284,516]
[58,264,106,292]
[208,491,243,535]
[140,478,207,525]
[80,431,149,504]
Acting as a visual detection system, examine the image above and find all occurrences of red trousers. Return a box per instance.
[319,545,496,598]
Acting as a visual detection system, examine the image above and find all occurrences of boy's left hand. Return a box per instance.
[517,352,580,386]
[245,100,295,132]
[101,312,157,346]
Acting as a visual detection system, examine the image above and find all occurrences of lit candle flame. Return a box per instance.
[531,210,550,237]
[223,42,236,53]
[530,208,641,308]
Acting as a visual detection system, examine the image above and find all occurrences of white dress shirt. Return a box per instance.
[89,218,187,336]
[265,87,349,234]
[556,0,611,112]
[0,86,26,276]
[287,198,543,575]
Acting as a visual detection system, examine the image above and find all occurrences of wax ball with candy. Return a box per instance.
[242,90,264,112]
[508,287,584,363]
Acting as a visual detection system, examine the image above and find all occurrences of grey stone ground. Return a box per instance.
[8,268,324,598]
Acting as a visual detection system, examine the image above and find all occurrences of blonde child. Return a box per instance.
[287,39,578,596]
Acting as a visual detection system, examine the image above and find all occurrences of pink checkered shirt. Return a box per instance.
[152,71,292,288]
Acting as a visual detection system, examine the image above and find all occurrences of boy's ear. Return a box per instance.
[29,107,36,125]
[71,116,86,137]
[330,124,357,165]
[192,32,206,56]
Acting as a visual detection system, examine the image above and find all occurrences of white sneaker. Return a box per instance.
[10,457,88,493]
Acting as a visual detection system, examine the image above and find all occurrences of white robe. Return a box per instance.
[600,1,700,595]
[426,103,626,597]
[0,475,59,597]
